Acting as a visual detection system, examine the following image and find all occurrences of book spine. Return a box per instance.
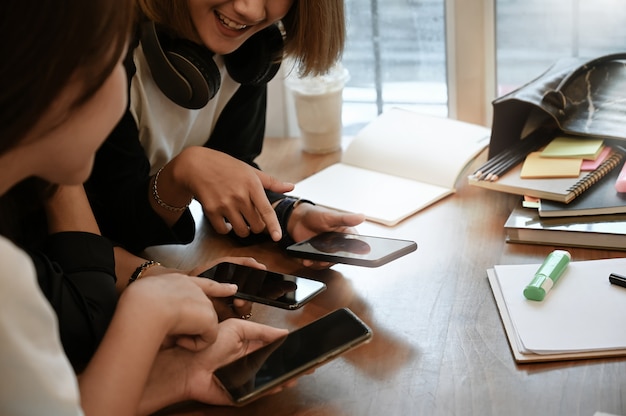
[567,151,624,197]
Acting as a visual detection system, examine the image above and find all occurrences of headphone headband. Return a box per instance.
[141,21,284,109]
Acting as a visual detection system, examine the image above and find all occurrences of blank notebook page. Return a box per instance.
[493,258,626,354]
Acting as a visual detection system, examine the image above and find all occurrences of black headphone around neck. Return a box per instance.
[140,21,284,109]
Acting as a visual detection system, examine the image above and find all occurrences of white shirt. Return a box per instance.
[0,236,83,416]
[131,45,240,174]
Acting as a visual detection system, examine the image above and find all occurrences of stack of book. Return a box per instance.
[503,205,626,251]
[468,135,626,251]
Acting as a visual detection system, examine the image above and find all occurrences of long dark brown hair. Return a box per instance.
[0,0,134,245]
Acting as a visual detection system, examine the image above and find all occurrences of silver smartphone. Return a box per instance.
[286,231,417,267]
[199,262,326,310]
[213,308,373,406]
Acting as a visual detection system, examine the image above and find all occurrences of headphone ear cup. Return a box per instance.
[140,21,221,109]
[166,40,222,108]
[224,24,284,85]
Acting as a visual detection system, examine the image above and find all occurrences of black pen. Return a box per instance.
[608,273,626,288]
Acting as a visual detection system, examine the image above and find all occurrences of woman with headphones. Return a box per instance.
[84,0,365,261]
[0,0,290,414]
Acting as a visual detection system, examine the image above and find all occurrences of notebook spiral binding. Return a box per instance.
[566,151,624,197]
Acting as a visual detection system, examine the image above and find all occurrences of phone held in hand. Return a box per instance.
[198,262,326,310]
[286,231,417,267]
[213,308,373,406]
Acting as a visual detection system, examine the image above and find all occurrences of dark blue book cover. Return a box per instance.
[538,160,626,217]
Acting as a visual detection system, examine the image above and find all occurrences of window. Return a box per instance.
[342,0,447,135]
[266,0,626,138]
[496,0,626,96]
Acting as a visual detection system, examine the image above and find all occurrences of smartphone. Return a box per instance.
[286,231,417,267]
[198,262,326,310]
[213,308,373,405]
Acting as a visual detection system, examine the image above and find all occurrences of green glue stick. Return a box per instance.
[523,250,571,301]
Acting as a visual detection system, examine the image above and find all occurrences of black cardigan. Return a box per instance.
[85,35,283,253]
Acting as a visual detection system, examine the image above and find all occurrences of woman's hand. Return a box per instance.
[169,146,294,241]
[124,274,237,351]
[287,203,366,269]
[188,256,266,321]
[138,320,291,414]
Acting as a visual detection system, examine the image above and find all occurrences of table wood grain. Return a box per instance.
[149,137,626,416]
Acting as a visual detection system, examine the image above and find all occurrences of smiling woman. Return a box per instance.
[83,0,363,263]
[31,0,367,385]
[188,0,293,54]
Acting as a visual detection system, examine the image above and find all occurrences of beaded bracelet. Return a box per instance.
[128,260,161,285]
[152,166,191,212]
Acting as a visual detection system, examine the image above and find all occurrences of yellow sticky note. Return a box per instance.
[540,136,604,159]
[520,152,582,178]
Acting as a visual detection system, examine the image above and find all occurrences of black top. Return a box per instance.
[0,178,118,374]
[29,231,117,373]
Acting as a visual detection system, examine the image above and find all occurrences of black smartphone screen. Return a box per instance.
[213,308,372,405]
[286,232,417,267]
[199,262,326,310]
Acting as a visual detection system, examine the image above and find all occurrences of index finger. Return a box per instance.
[191,276,238,298]
[249,187,283,242]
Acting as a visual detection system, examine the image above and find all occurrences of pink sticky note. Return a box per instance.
[581,146,611,171]
[616,162,626,193]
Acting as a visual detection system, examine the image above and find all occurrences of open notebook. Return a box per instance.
[487,257,626,363]
[287,108,490,226]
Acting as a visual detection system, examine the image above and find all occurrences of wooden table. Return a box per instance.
[149,137,626,416]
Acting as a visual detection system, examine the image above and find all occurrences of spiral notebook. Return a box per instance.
[468,150,624,203]
[538,160,626,217]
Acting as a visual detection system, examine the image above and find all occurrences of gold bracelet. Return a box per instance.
[128,260,161,285]
[152,166,191,212]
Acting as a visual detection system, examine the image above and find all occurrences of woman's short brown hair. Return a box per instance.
[136,0,345,76]
[282,0,346,76]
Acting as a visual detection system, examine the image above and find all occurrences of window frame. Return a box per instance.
[445,0,496,127]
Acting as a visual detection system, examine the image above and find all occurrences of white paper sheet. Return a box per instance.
[493,258,626,354]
